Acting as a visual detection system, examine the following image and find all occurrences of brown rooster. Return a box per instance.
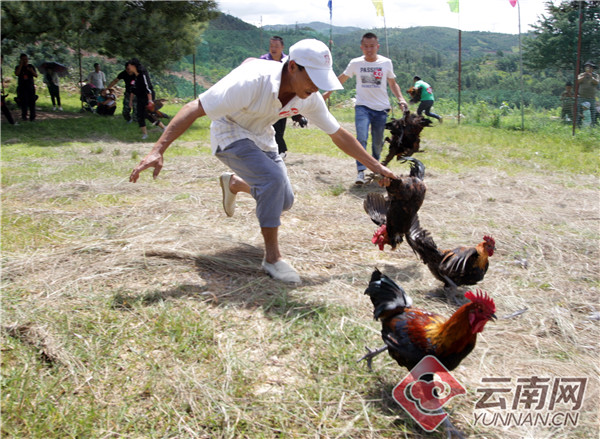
[364,157,426,250]
[406,86,422,104]
[361,269,496,437]
[380,110,433,166]
[406,217,495,304]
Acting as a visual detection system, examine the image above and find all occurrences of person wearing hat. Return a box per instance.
[577,60,599,126]
[323,32,408,185]
[129,39,397,284]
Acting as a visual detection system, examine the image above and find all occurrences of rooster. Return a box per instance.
[361,268,496,370]
[406,217,495,304]
[406,86,422,104]
[380,110,433,166]
[360,269,496,437]
[364,157,426,250]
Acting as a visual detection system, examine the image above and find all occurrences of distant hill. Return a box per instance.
[264,22,361,36]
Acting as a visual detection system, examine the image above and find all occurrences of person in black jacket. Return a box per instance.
[14,53,38,122]
[107,62,137,123]
[127,58,165,139]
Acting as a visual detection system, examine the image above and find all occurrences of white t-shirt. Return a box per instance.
[343,55,396,111]
[87,71,106,90]
[200,59,340,154]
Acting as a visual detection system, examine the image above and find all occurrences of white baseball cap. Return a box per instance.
[289,39,343,91]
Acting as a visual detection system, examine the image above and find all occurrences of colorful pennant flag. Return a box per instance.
[448,0,459,13]
[371,0,384,17]
[328,0,332,20]
[509,0,517,6]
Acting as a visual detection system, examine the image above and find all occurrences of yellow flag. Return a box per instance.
[372,0,384,17]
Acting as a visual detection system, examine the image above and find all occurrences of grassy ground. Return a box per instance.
[1,96,599,438]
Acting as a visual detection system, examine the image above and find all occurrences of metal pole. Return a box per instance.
[518,0,524,130]
[458,29,462,124]
[78,33,83,111]
[384,14,392,118]
[328,6,332,110]
[572,2,583,136]
[192,53,197,98]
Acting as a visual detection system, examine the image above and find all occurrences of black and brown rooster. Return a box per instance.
[380,110,433,166]
[360,268,496,438]
[406,217,496,304]
[364,157,426,250]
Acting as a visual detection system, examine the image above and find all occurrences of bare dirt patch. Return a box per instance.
[2,139,599,438]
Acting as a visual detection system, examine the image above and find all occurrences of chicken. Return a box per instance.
[360,269,496,438]
[380,110,433,166]
[364,157,426,250]
[406,217,495,304]
[406,86,422,104]
[361,268,496,371]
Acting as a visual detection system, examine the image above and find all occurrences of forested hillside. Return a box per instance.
[0,11,571,109]
[174,13,564,109]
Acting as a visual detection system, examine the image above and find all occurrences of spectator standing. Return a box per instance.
[560,81,574,122]
[260,36,290,159]
[129,39,397,283]
[86,63,106,91]
[127,58,165,139]
[14,53,37,122]
[43,66,62,111]
[577,60,599,126]
[412,75,442,123]
[323,32,408,185]
[107,62,137,123]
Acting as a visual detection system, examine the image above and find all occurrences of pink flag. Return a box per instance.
[509,0,517,7]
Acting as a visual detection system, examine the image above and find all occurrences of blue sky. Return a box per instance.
[217,0,552,35]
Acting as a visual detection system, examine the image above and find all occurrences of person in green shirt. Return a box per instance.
[413,75,442,123]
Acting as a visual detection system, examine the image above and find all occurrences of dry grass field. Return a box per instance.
[2,129,599,438]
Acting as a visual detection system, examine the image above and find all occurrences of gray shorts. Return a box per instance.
[215,139,294,228]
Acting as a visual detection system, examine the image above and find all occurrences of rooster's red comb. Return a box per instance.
[464,289,496,312]
[483,235,495,248]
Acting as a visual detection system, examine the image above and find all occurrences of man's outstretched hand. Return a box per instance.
[129,151,164,183]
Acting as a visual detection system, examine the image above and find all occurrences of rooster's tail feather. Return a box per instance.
[406,216,444,265]
[365,269,413,320]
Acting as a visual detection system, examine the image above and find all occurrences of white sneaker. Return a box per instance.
[262,259,301,284]
[219,172,236,217]
[59,107,63,111]
[53,107,57,111]
[355,170,365,185]
[279,152,287,160]
[141,133,148,140]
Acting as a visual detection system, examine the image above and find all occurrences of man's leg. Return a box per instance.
[354,105,370,172]
[261,227,281,264]
[273,118,287,155]
[216,139,294,258]
[216,140,299,282]
[122,92,131,121]
[28,94,36,121]
[370,109,388,162]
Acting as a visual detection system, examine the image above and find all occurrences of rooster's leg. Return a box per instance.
[441,414,466,439]
[357,345,388,371]
[442,277,468,306]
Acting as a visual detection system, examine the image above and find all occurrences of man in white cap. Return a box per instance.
[130,39,396,284]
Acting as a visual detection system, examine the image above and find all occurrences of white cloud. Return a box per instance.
[217,0,551,35]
